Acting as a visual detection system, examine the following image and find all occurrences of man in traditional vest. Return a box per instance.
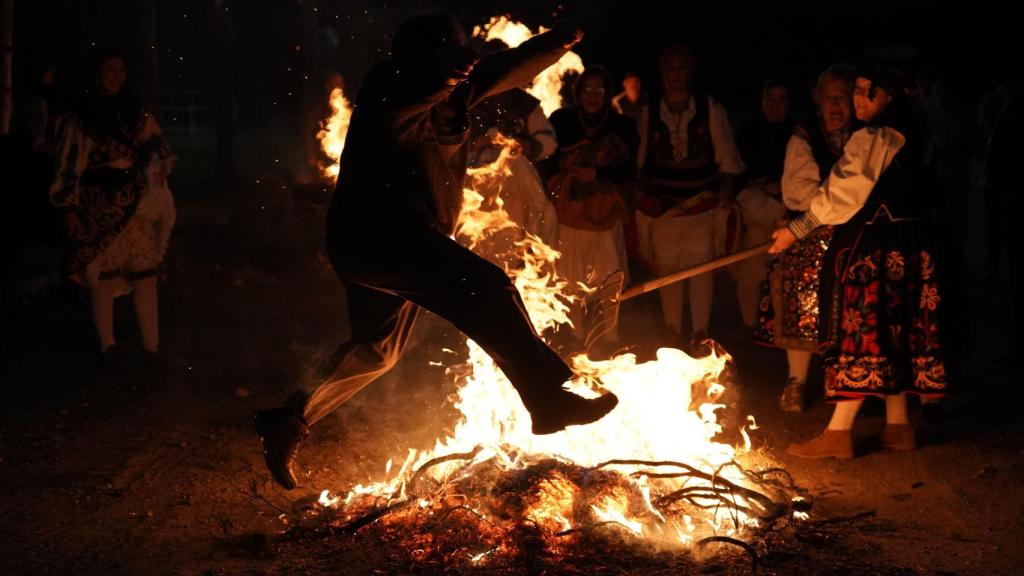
[633,45,745,354]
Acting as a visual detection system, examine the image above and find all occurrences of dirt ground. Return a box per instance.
[2,187,1022,576]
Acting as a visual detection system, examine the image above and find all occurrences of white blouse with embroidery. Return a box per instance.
[788,126,905,238]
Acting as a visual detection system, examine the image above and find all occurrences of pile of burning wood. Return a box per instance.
[278,443,810,573]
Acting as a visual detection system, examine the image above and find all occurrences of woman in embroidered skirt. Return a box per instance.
[50,49,176,372]
[769,63,946,458]
[755,64,857,413]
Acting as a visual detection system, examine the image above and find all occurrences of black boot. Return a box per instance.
[138,349,163,387]
[99,345,130,376]
[525,389,619,435]
[254,404,309,490]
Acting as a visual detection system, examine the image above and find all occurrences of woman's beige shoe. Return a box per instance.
[786,429,854,459]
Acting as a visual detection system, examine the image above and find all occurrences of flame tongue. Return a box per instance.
[473,16,585,116]
[317,87,353,183]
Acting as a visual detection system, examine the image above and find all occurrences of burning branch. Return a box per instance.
[409,445,484,496]
[336,498,416,534]
[555,520,639,537]
[595,459,789,521]
[697,536,759,572]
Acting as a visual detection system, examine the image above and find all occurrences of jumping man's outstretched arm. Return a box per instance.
[464,22,582,109]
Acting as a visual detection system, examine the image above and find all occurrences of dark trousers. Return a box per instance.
[302,220,572,425]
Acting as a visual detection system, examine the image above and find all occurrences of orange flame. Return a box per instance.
[317,87,353,183]
[592,500,644,536]
[473,16,585,116]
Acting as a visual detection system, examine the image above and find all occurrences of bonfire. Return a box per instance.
[287,17,811,572]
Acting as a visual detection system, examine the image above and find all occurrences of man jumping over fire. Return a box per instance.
[254,13,619,490]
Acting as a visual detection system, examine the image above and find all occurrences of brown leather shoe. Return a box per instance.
[527,390,619,435]
[254,405,309,489]
[880,423,916,450]
[786,429,854,459]
[779,377,806,413]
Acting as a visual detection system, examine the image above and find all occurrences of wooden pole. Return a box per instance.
[620,242,772,301]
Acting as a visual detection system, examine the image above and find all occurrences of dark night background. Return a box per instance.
[2,1,1021,575]
[6,0,1011,202]
[10,0,1009,142]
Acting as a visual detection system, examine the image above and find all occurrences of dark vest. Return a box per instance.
[643,93,720,201]
[845,125,924,227]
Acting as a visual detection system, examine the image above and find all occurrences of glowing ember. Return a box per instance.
[521,469,577,531]
[473,16,585,116]
[592,500,644,536]
[316,87,353,183]
[318,489,340,507]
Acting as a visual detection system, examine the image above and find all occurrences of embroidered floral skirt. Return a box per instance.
[64,167,144,277]
[754,227,832,350]
[819,211,946,399]
[69,169,175,296]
